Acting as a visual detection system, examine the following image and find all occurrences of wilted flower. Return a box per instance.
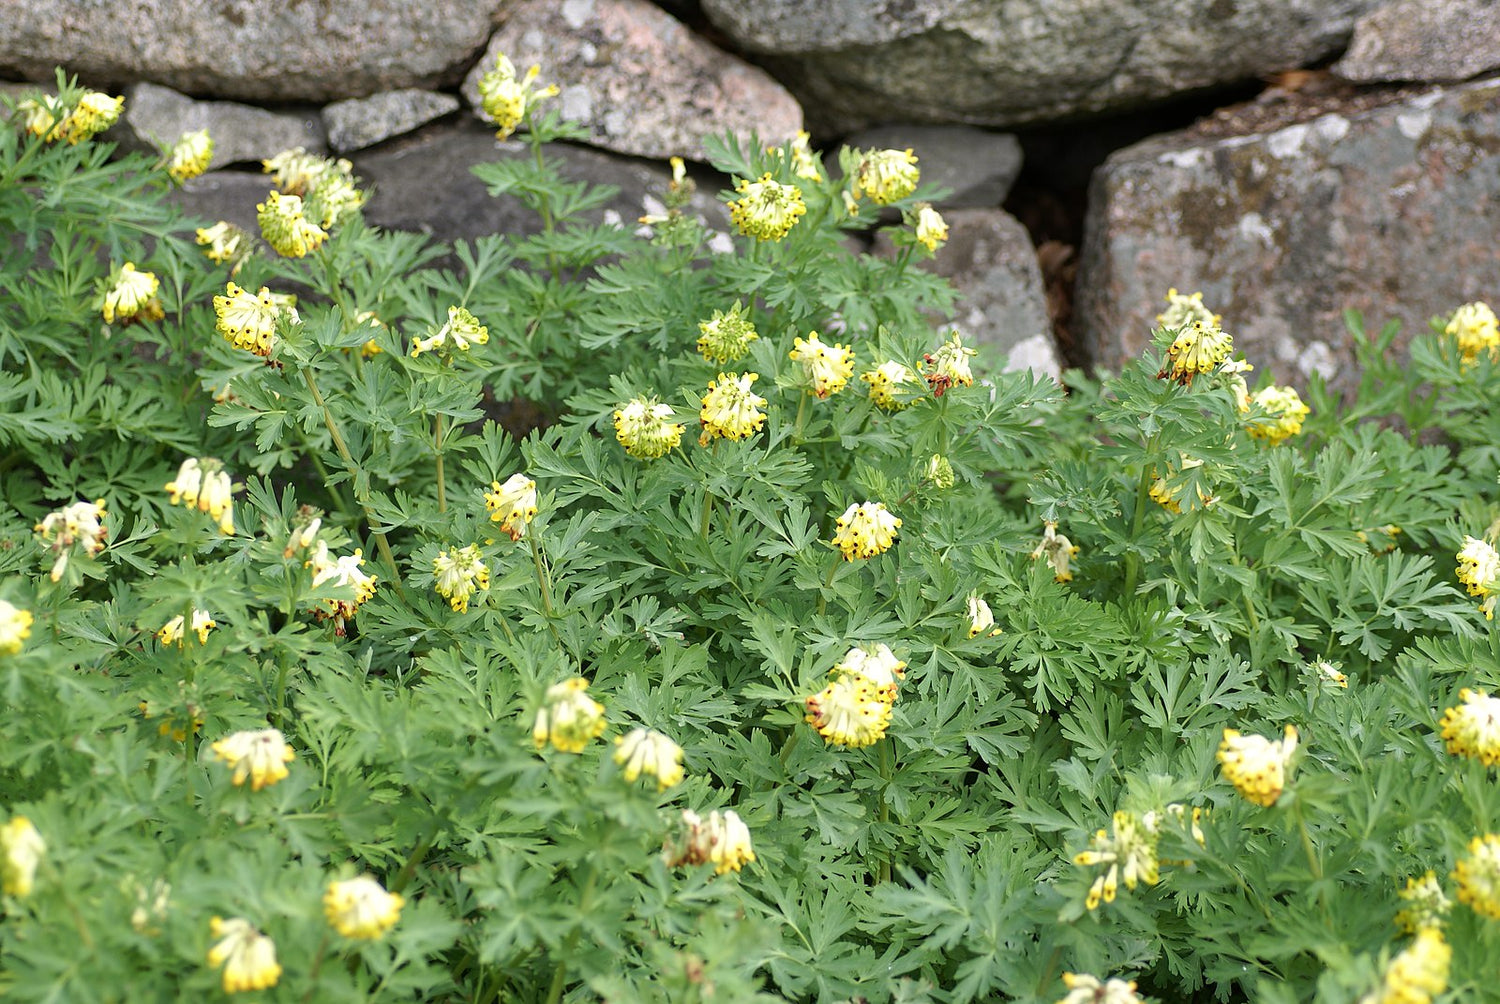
[1446,301,1499,366]
[432,544,490,613]
[165,457,236,535]
[912,203,948,251]
[0,817,45,897]
[805,672,892,748]
[697,302,760,363]
[852,148,920,205]
[477,53,558,139]
[0,600,33,656]
[532,677,606,753]
[1359,927,1451,1004]
[1074,810,1160,911]
[790,332,855,398]
[1159,319,1233,385]
[484,473,539,541]
[967,594,1001,638]
[101,262,164,325]
[1030,521,1079,583]
[614,728,686,791]
[158,608,216,647]
[324,876,404,940]
[306,542,378,633]
[1439,687,1500,766]
[699,372,767,446]
[861,360,918,410]
[207,917,281,993]
[664,808,755,874]
[1217,725,1298,807]
[210,728,295,791]
[831,501,901,561]
[256,190,327,258]
[1454,833,1500,919]
[1057,972,1142,1004]
[411,305,488,357]
[34,498,108,582]
[1456,535,1499,619]
[59,90,123,144]
[922,332,976,396]
[729,173,806,241]
[1244,385,1310,445]
[1156,287,1220,333]
[213,281,298,358]
[614,396,685,460]
[1395,872,1452,934]
[195,221,249,268]
[167,128,213,183]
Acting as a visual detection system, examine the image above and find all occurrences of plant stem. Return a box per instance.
[700,489,714,540]
[816,557,841,617]
[878,740,894,884]
[792,391,810,442]
[300,933,331,1003]
[1121,436,1158,599]
[529,533,556,617]
[434,412,447,514]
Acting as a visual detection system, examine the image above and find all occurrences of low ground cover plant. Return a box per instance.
[1,68,1498,1003]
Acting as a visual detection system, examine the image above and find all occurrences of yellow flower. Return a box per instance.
[1030,521,1079,583]
[165,457,236,535]
[1221,356,1255,411]
[207,916,281,994]
[925,454,956,489]
[323,876,404,940]
[532,677,607,753]
[853,148,920,205]
[1439,687,1500,766]
[1244,385,1310,445]
[1057,972,1142,1004]
[59,90,123,144]
[101,262,164,325]
[664,808,755,874]
[613,396,685,460]
[697,302,760,363]
[861,360,918,410]
[1456,535,1499,619]
[729,173,807,242]
[302,162,365,229]
[831,501,901,561]
[484,473,539,541]
[833,643,908,706]
[411,305,488,356]
[432,543,490,613]
[1073,810,1160,911]
[16,96,62,140]
[257,190,328,258]
[698,372,767,446]
[306,542,378,634]
[922,331,977,396]
[0,817,45,897]
[805,672,892,747]
[1446,301,1499,366]
[786,130,822,182]
[213,281,298,357]
[195,222,249,267]
[158,608,216,647]
[1359,928,1451,1004]
[789,332,855,398]
[210,728,295,791]
[967,593,1001,638]
[283,513,322,558]
[614,728,686,791]
[1216,725,1298,807]
[1156,287,1220,333]
[1454,833,1500,919]
[913,203,948,251]
[478,54,559,139]
[1159,319,1233,385]
[1313,660,1348,688]
[0,600,34,655]
[167,128,213,183]
[262,147,328,195]
[34,498,108,582]
[1395,872,1452,934]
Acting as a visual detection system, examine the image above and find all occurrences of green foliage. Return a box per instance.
[2,72,1500,1004]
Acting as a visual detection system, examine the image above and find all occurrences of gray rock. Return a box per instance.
[841,124,1022,208]
[462,0,802,161]
[120,82,324,169]
[1075,79,1500,392]
[166,170,279,234]
[703,0,1382,133]
[0,1,506,102]
[874,208,1059,381]
[1333,0,1500,83]
[322,89,460,154]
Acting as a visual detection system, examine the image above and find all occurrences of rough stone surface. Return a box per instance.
[703,0,1381,133]
[1333,0,1500,83]
[120,82,325,169]
[874,208,1059,381]
[323,90,461,154]
[463,0,802,161]
[841,124,1023,208]
[0,1,506,102]
[1075,78,1500,392]
[167,171,280,234]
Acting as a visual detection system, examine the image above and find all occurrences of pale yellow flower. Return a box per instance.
[158,608,216,647]
[853,148,920,205]
[1457,535,1499,620]
[195,222,249,267]
[1217,725,1298,807]
[923,332,976,395]
[1057,972,1142,1004]
[34,498,108,582]
[1244,385,1310,445]
[477,54,559,139]
[164,457,236,535]
[967,593,1001,638]
[1030,521,1079,583]
[410,305,488,357]
[925,454,955,489]
[913,203,948,251]
[1359,927,1451,1004]
[262,147,329,195]
[805,672,892,747]
[697,302,760,363]
[833,643,907,705]
[1439,687,1500,766]
[167,129,213,183]
[699,372,767,446]
[213,281,298,357]
[0,600,35,655]
[1446,301,1499,366]
[664,808,755,874]
[101,262,163,325]
[1156,288,1220,333]
[306,542,378,633]
[831,501,901,561]
[210,728,295,791]
[786,130,822,181]
[0,817,45,897]
[532,677,606,753]
[207,916,281,993]
[484,473,539,541]
[1455,833,1500,919]
[432,543,490,613]
[1159,319,1233,385]
[789,332,855,398]
[613,396,685,460]
[257,190,327,258]
[861,360,918,410]
[15,96,62,140]
[324,876,404,940]
[1074,810,1160,911]
[1395,872,1451,934]
[614,728,686,790]
[729,174,806,242]
[60,90,123,144]
[1313,660,1348,688]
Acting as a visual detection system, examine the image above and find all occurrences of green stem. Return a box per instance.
[700,489,714,540]
[792,391,810,442]
[878,740,894,885]
[1294,802,1323,881]
[544,866,599,1004]
[435,412,447,514]
[529,532,556,618]
[1121,437,1158,599]
[300,933,331,1003]
[389,830,435,895]
[815,557,841,617]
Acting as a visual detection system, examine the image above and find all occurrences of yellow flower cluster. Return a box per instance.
[1074,810,1160,911]
[922,332,977,396]
[1359,927,1451,1004]
[165,457,237,535]
[1057,972,1142,1004]
[158,608,216,647]
[34,498,108,582]
[1446,301,1499,366]
[411,305,488,357]
[477,53,559,140]
[699,372,767,446]
[614,728,686,791]
[784,130,822,182]
[306,542,378,634]
[532,677,607,753]
[208,916,281,993]
[19,90,123,144]
[1394,871,1451,935]
[0,600,34,655]
[663,808,755,874]
[697,302,760,363]
[1453,833,1500,919]
[1148,454,1207,514]
[1159,319,1233,385]
[324,876,404,940]
[1031,521,1080,583]
[1216,725,1298,807]
[484,473,539,541]
[263,147,365,228]
[210,728,296,791]
[967,593,1002,638]
[432,543,490,613]
[1156,287,1220,333]
[729,174,807,242]
[213,281,299,357]
[852,148,920,206]
[1456,535,1499,620]
[831,501,901,561]
[805,644,906,748]
[195,221,249,268]
[861,360,917,410]
[0,816,44,897]
[613,396,685,460]
[167,129,213,183]
[256,189,327,258]
[1245,385,1310,445]
[101,262,164,325]
[1439,687,1500,766]
[913,204,948,252]
[790,332,855,398]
